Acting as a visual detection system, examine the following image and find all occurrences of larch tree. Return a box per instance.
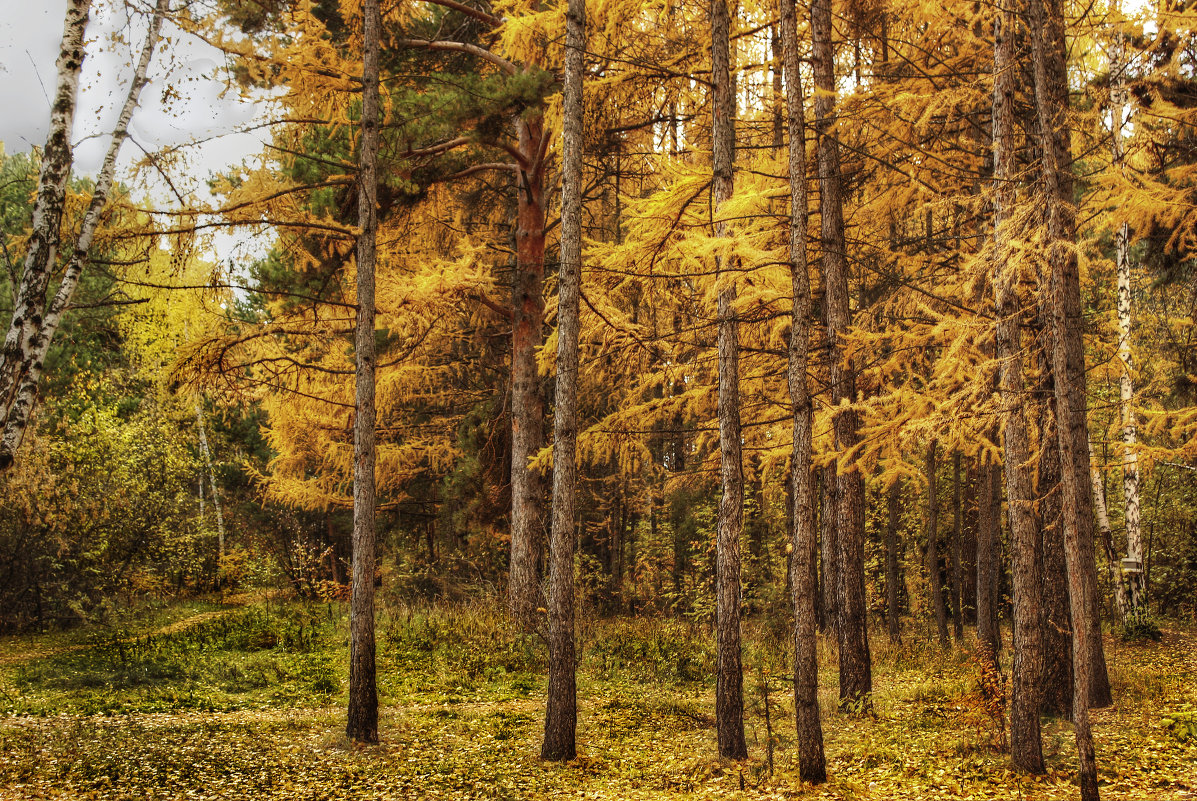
[780,0,826,780]
[542,0,586,762]
[991,0,1045,774]
[1028,0,1102,793]
[347,0,382,745]
[711,0,747,761]
[811,0,872,709]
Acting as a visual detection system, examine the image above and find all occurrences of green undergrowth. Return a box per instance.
[0,599,1194,799]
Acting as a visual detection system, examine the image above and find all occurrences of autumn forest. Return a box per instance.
[1,0,1196,798]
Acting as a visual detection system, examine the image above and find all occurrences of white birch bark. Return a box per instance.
[0,0,170,469]
[1110,0,1146,617]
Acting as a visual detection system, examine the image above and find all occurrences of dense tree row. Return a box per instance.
[5,0,1197,797]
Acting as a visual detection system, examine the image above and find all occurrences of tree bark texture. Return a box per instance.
[508,113,548,630]
[780,0,826,778]
[541,0,584,762]
[1028,0,1111,716]
[711,0,747,760]
[1109,0,1145,620]
[1,0,168,470]
[819,464,839,634]
[926,441,949,647]
[812,0,871,709]
[1036,383,1073,720]
[886,478,902,642]
[347,0,381,745]
[992,4,1045,772]
[976,455,1002,655]
[952,450,964,641]
[1029,0,1102,793]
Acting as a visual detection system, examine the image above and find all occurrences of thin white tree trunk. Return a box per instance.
[1110,1,1145,617]
[1,0,169,469]
[0,0,91,468]
[195,402,226,561]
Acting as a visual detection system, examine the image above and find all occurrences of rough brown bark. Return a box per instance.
[508,113,548,630]
[926,441,949,648]
[976,455,1001,655]
[780,0,826,779]
[992,3,1045,773]
[819,464,839,634]
[812,0,871,709]
[1037,390,1073,719]
[347,0,381,745]
[541,0,584,760]
[886,478,902,642]
[711,0,747,760]
[951,451,964,641]
[1029,0,1102,794]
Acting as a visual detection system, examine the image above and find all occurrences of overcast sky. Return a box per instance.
[0,0,269,254]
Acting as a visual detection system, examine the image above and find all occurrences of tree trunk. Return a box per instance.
[1037,376,1073,719]
[1029,0,1112,717]
[780,0,826,778]
[0,0,90,464]
[196,402,226,562]
[508,113,548,630]
[812,0,871,709]
[976,455,1001,655]
[992,4,1045,772]
[347,0,381,745]
[1029,0,1102,793]
[886,478,902,642]
[541,0,584,760]
[951,450,964,641]
[1110,0,1146,622]
[1,0,168,470]
[711,0,747,760]
[926,441,949,647]
[819,464,838,634]
[1091,451,1130,619]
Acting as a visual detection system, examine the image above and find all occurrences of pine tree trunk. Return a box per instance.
[542,0,584,760]
[711,0,747,760]
[780,0,826,778]
[886,478,902,643]
[926,441,949,648]
[1029,0,1102,793]
[812,0,871,709]
[509,113,548,631]
[992,4,1045,772]
[347,0,381,745]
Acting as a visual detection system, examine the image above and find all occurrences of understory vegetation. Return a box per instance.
[1,597,1193,800]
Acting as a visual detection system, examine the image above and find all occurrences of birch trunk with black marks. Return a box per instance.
[1,0,168,471]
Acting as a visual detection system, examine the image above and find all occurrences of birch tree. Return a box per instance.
[0,0,169,471]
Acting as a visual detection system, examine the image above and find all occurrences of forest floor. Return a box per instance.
[0,597,1193,800]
